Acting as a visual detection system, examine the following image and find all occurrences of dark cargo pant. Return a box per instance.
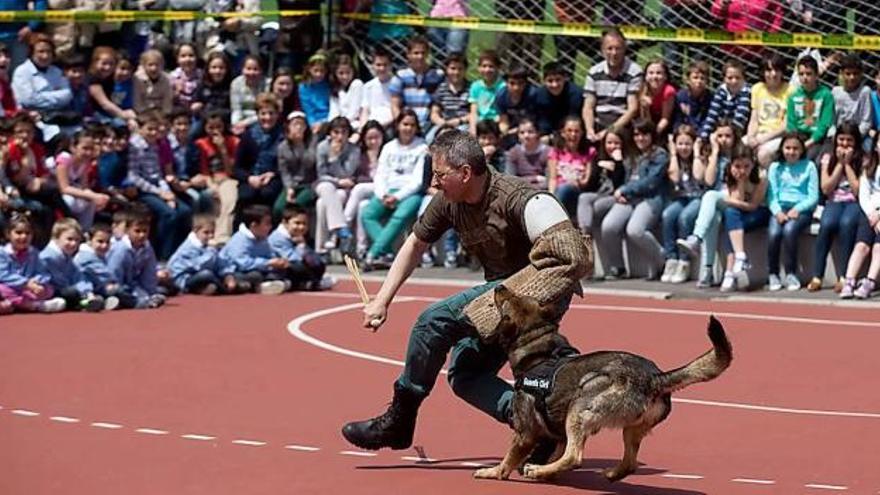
[395,281,572,424]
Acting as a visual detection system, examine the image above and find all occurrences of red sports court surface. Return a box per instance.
[1,280,879,494]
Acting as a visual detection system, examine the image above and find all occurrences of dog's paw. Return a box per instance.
[603,465,635,482]
[473,465,504,480]
[521,463,555,480]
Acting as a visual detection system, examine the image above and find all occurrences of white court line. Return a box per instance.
[732,478,776,485]
[340,450,377,457]
[662,474,704,480]
[312,290,880,328]
[232,439,267,447]
[401,455,437,463]
[286,301,880,420]
[805,484,848,491]
[285,444,320,452]
[181,434,216,441]
[49,416,80,423]
[91,422,123,429]
[135,428,168,435]
[11,409,39,417]
[460,462,489,468]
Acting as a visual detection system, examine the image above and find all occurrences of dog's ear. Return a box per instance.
[494,285,512,311]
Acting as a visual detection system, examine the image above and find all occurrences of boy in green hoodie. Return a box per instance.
[786,56,835,160]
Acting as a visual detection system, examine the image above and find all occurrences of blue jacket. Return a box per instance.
[168,233,233,290]
[0,243,50,290]
[619,147,670,213]
[107,236,159,295]
[39,241,93,294]
[220,225,276,273]
[74,243,116,291]
[268,225,304,264]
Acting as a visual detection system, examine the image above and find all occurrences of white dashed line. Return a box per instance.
[135,428,168,435]
[11,409,40,417]
[49,416,80,423]
[662,474,705,480]
[459,462,489,468]
[181,434,216,441]
[231,439,266,447]
[339,450,377,457]
[91,422,123,429]
[805,484,848,491]
[732,478,776,485]
[284,444,320,452]
[401,455,437,463]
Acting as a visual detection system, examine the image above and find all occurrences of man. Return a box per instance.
[342,130,591,451]
[581,28,643,144]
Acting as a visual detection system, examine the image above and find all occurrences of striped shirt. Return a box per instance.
[127,134,171,196]
[583,58,643,129]
[699,83,751,140]
[388,66,445,128]
[431,80,470,120]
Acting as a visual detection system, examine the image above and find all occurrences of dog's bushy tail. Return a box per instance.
[652,316,733,395]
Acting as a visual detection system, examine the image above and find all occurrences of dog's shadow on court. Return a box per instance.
[357,457,705,494]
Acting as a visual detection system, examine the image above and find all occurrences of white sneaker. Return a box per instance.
[734,269,751,291]
[669,260,691,284]
[676,235,702,261]
[104,296,120,311]
[720,271,736,292]
[37,297,66,313]
[768,274,783,291]
[785,273,801,291]
[421,251,435,269]
[660,259,678,283]
[258,280,286,295]
[316,275,336,291]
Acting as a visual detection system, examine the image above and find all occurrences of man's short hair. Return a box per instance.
[429,130,487,176]
[601,27,626,45]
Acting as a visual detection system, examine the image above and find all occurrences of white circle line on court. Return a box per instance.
[286,300,880,420]
[301,290,880,329]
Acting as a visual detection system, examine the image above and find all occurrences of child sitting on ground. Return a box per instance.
[75,222,138,309]
[220,204,290,295]
[168,214,251,295]
[0,212,67,313]
[106,206,167,308]
[39,218,118,312]
[269,204,333,291]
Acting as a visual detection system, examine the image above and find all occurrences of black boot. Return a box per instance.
[341,385,423,450]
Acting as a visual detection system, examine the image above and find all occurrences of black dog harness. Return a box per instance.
[513,345,579,434]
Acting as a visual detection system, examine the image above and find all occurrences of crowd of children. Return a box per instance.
[3,22,880,317]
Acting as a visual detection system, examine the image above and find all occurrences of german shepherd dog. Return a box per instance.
[474,286,733,482]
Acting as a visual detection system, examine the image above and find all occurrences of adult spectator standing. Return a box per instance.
[0,0,46,68]
[581,28,643,145]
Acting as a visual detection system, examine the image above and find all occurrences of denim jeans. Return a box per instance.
[812,201,861,279]
[427,27,469,54]
[767,211,813,276]
[661,196,701,259]
[692,190,726,267]
[554,183,582,220]
[722,206,771,253]
[138,192,193,260]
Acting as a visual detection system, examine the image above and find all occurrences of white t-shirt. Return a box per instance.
[329,79,365,129]
[360,77,393,126]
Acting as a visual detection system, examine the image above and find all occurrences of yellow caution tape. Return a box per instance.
[0,10,319,23]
